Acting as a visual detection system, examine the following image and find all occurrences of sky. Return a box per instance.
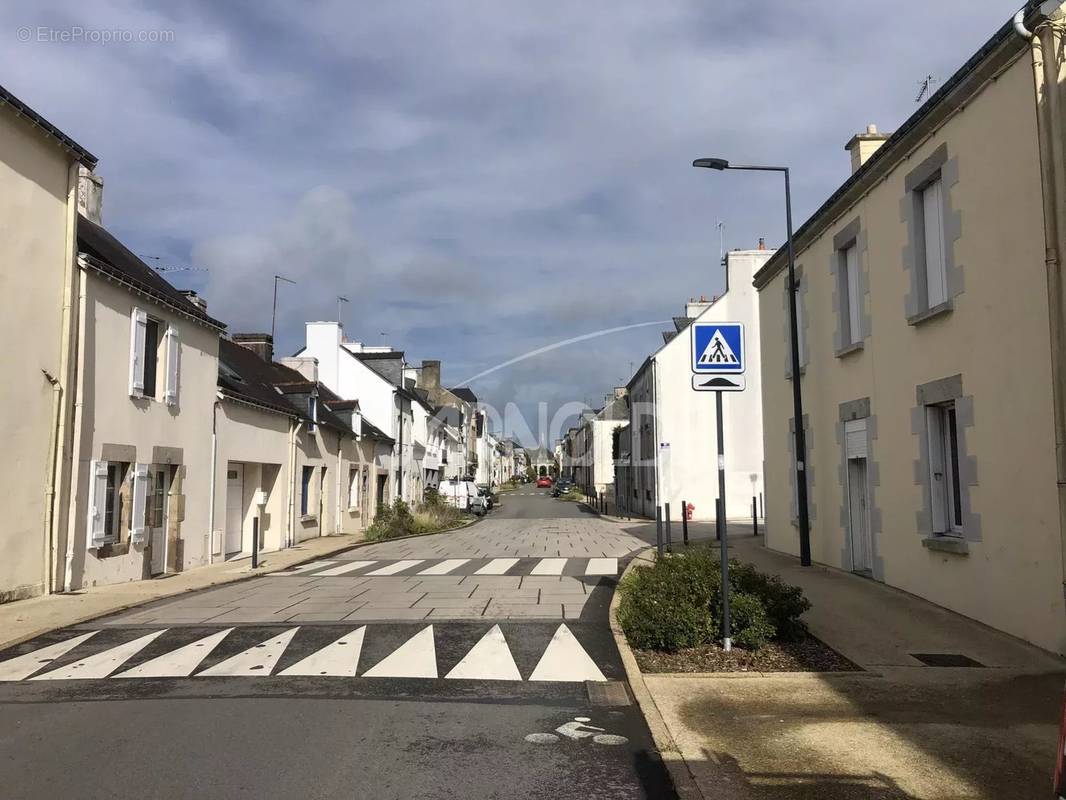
[2,1,1020,444]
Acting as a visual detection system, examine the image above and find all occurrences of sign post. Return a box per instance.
[692,321,745,652]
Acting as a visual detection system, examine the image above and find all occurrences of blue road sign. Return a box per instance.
[691,322,744,374]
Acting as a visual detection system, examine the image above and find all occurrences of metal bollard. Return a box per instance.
[664,502,672,553]
[682,499,689,545]
[252,516,260,569]
[752,496,759,536]
[655,506,664,557]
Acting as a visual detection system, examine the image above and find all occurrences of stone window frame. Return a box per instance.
[910,374,979,555]
[901,143,963,325]
[787,414,815,527]
[831,218,870,357]
[783,265,810,379]
[836,398,883,579]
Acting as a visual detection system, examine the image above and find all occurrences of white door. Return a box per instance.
[225,464,244,555]
[847,459,871,573]
[148,467,170,576]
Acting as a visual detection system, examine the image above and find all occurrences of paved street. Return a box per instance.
[0,490,675,800]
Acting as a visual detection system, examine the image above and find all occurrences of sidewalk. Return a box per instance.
[0,534,366,652]
[617,536,1066,800]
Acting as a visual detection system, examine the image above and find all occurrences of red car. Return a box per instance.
[536,476,553,488]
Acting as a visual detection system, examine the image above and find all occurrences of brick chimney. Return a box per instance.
[845,124,891,174]
[421,360,441,393]
[233,333,274,363]
[77,165,104,224]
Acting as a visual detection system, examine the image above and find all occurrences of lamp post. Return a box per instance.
[691,157,811,566]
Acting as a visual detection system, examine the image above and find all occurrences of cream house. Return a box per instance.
[63,213,225,589]
[0,87,97,602]
[755,3,1066,654]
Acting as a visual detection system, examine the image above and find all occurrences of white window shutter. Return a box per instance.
[164,325,181,406]
[130,464,149,544]
[88,460,109,549]
[129,308,147,398]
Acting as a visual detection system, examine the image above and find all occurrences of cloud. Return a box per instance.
[0,0,1020,436]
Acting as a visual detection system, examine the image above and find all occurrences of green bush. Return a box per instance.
[367,497,466,541]
[616,549,810,652]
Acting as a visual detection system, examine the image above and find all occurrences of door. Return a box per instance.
[148,466,170,575]
[847,458,871,574]
[225,464,244,555]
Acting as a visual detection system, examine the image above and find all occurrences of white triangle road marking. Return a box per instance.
[113,629,234,678]
[31,630,168,680]
[364,559,425,576]
[475,558,519,575]
[417,559,470,576]
[0,632,99,682]
[584,558,618,576]
[445,624,521,681]
[362,625,437,678]
[197,628,299,676]
[278,627,366,677]
[528,624,607,683]
[314,561,377,577]
[531,558,567,575]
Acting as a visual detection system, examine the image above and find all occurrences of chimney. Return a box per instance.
[613,386,627,400]
[180,290,207,312]
[845,123,891,174]
[758,237,766,251]
[233,333,274,363]
[77,166,104,224]
[279,356,318,383]
[421,360,441,392]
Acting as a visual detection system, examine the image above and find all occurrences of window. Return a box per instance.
[841,242,861,345]
[349,467,359,509]
[301,465,314,516]
[129,308,180,404]
[921,177,948,308]
[926,402,962,535]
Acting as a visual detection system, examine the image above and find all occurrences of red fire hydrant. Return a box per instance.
[685,503,695,521]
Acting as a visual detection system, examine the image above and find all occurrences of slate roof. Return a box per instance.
[673,316,694,333]
[1,84,97,167]
[449,387,478,403]
[355,351,405,384]
[217,338,299,417]
[78,215,226,330]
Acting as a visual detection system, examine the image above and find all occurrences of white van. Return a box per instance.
[440,479,485,515]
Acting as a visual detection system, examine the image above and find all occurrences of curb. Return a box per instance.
[609,547,707,800]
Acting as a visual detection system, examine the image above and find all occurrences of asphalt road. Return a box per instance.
[0,488,675,800]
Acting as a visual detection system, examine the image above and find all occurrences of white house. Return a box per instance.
[572,390,629,497]
[623,247,773,522]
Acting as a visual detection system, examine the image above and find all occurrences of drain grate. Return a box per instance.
[587,680,631,706]
[910,652,985,668]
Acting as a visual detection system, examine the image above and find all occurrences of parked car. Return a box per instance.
[440,479,486,515]
[536,476,552,488]
[551,479,572,497]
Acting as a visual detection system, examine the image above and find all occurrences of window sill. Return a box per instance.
[921,535,969,555]
[299,514,318,524]
[907,300,953,327]
[93,542,130,558]
[834,341,864,359]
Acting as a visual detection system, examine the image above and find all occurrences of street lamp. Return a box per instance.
[692,157,812,567]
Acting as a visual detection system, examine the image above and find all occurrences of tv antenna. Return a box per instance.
[140,255,209,274]
[916,75,938,104]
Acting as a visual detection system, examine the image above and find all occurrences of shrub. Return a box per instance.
[617,549,811,652]
[367,497,465,540]
[729,591,775,650]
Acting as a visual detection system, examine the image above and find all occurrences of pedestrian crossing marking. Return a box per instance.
[444,624,521,681]
[279,627,366,677]
[315,561,377,577]
[417,559,470,576]
[697,329,739,366]
[287,560,338,574]
[529,624,607,683]
[362,625,437,678]
[365,559,425,576]
[114,628,234,678]
[531,558,566,575]
[31,630,167,680]
[475,558,520,575]
[0,632,98,682]
[584,558,618,576]
[198,628,299,677]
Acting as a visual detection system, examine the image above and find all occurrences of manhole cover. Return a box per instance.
[910,652,985,668]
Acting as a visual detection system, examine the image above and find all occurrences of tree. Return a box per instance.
[539,465,547,477]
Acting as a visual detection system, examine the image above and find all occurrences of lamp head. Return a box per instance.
[692,157,729,170]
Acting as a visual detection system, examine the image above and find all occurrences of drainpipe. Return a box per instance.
[207,394,221,564]
[44,161,81,595]
[336,429,343,534]
[1026,10,1066,603]
[286,418,304,548]
[62,264,89,592]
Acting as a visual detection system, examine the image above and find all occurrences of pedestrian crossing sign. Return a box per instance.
[691,321,744,374]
